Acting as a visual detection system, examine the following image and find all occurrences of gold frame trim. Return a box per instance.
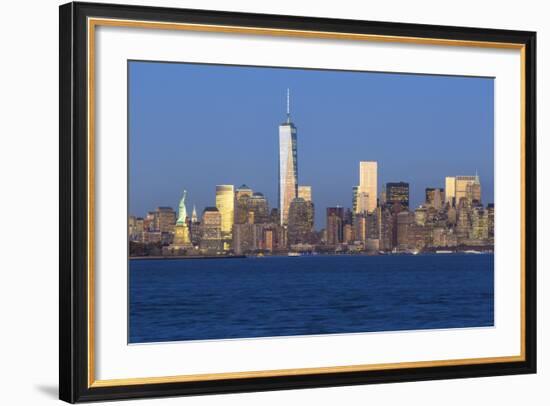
[87,17,527,388]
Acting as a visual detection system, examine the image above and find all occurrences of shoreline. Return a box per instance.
[130,255,246,261]
[130,251,493,260]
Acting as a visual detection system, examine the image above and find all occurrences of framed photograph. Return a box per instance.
[59,2,536,403]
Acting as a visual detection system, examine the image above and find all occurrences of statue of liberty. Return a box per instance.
[173,190,192,247]
[176,190,188,225]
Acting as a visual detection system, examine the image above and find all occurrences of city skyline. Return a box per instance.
[129,61,494,228]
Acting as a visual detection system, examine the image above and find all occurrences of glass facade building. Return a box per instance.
[278,106,298,225]
[386,182,410,209]
[215,185,235,247]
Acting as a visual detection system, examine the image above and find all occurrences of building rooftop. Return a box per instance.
[203,206,219,212]
[157,206,174,211]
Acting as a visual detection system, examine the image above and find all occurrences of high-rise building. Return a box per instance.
[235,184,253,201]
[128,216,144,242]
[191,205,198,224]
[379,208,394,251]
[471,206,489,240]
[287,197,314,245]
[425,188,444,210]
[445,176,456,205]
[156,206,176,233]
[354,212,367,243]
[235,190,269,225]
[445,175,482,207]
[366,211,380,239]
[352,186,359,214]
[380,191,387,206]
[215,185,234,248]
[414,206,428,226]
[144,211,156,232]
[298,185,312,202]
[456,199,472,241]
[357,161,377,213]
[356,191,370,214]
[234,185,253,223]
[344,208,353,226]
[248,193,270,224]
[278,89,298,225]
[264,228,275,252]
[396,211,414,250]
[466,180,482,204]
[200,207,222,253]
[326,207,344,245]
[386,182,409,209]
[232,223,266,254]
[343,223,354,244]
[455,175,481,204]
[269,208,280,225]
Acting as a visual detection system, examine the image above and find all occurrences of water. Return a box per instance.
[129,254,494,343]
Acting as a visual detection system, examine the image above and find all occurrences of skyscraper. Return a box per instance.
[352,186,359,214]
[235,185,254,225]
[278,89,298,225]
[326,207,344,245]
[215,184,234,249]
[247,193,270,224]
[298,185,312,202]
[455,175,481,204]
[191,205,198,224]
[425,187,444,210]
[156,206,176,233]
[287,197,314,245]
[386,182,409,209]
[357,161,377,213]
[446,175,482,206]
[235,184,253,201]
[445,176,456,205]
[200,207,222,253]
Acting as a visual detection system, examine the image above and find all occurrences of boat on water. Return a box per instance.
[288,252,301,257]
[435,250,453,254]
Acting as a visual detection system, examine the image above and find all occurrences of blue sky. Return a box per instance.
[129,61,494,228]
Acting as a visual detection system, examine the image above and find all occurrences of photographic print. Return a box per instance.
[60,4,536,401]
[128,61,495,344]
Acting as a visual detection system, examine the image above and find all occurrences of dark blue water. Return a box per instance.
[129,254,493,343]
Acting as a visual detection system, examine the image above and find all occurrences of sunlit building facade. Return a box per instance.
[357,161,377,213]
[215,185,234,249]
[278,91,298,225]
[455,175,481,204]
[445,176,456,205]
[298,185,312,202]
[425,187,444,210]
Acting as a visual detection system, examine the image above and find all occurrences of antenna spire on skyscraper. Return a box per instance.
[286,88,290,123]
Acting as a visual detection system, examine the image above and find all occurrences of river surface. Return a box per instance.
[129,254,494,343]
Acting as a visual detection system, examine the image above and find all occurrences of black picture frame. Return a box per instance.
[59,1,537,403]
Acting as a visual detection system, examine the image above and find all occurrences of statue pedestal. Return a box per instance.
[172,223,193,248]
